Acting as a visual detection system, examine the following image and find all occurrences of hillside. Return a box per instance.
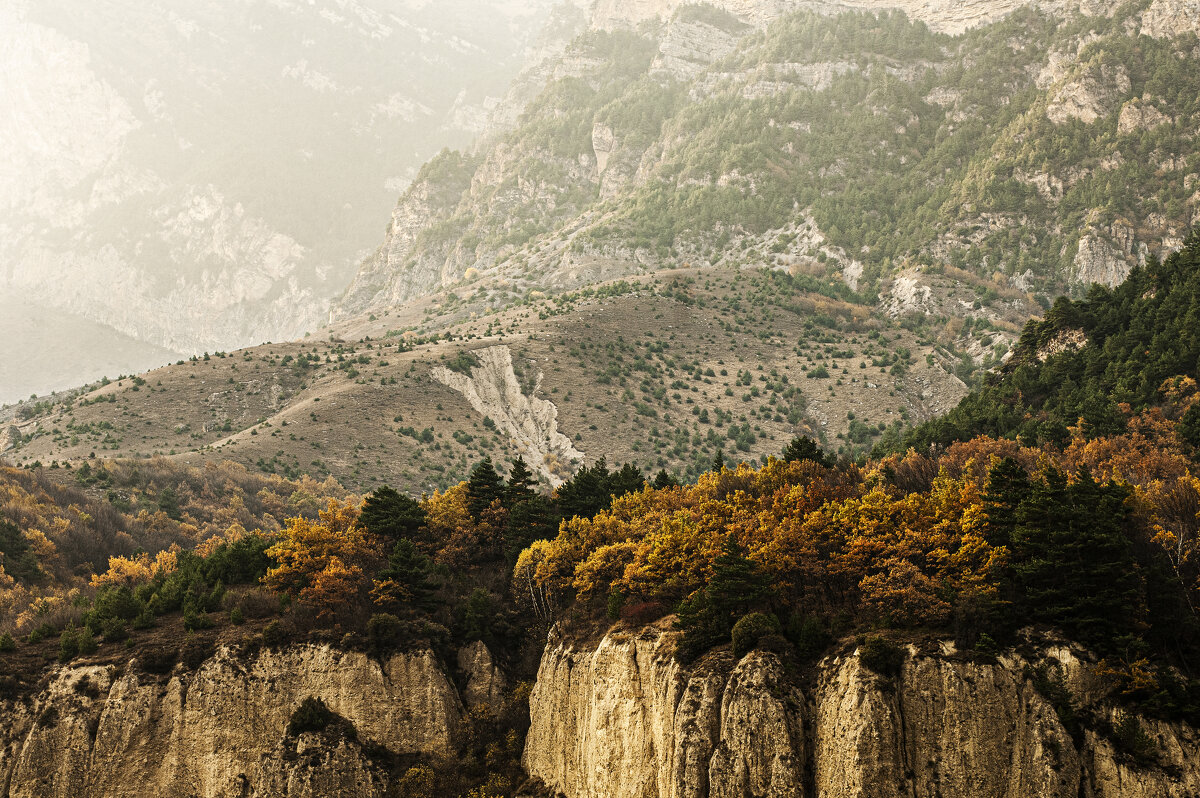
[895,229,1200,451]
[3,265,1037,492]
[335,0,1200,329]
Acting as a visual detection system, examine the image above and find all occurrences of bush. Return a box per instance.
[132,609,155,630]
[1113,711,1157,765]
[183,610,214,632]
[179,638,214,670]
[367,613,403,651]
[0,632,15,652]
[859,636,904,678]
[28,622,56,644]
[262,620,289,647]
[731,612,781,658]
[785,613,832,662]
[229,607,245,626]
[619,600,668,626]
[58,627,79,663]
[74,628,98,658]
[607,590,625,620]
[100,618,128,643]
[231,588,283,619]
[288,697,334,736]
[139,646,177,674]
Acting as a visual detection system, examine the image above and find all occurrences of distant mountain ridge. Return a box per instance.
[0,0,575,404]
[334,0,1200,327]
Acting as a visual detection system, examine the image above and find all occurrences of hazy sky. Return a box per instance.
[0,0,575,406]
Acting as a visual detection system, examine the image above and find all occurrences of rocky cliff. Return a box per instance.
[0,643,467,798]
[523,620,1200,798]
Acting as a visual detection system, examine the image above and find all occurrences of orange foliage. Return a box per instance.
[263,499,381,615]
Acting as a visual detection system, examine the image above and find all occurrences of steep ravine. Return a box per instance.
[522,620,1200,798]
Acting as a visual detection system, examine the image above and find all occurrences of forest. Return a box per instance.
[3,239,1200,794]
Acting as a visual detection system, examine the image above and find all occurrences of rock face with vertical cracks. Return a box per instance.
[0,644,462,798]
[431,344,584,485]
[524,620,1200,798]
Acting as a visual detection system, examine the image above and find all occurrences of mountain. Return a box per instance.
[894,228,1200,451]
[0,0,580,405]
[334,0,1200,323]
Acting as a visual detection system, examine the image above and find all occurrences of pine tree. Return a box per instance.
[506,456,538,504]
[676,537,774,661]
[360,486,427,544]
[781,436,830,467]
[1012,467,1145,651]
[376,538,439,614]
[467,457,504,519]
[982,457,1030,549]
[652,469,678,489]
[712,450,726,473]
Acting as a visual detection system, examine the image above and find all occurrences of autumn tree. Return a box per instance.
[264,499,381,623]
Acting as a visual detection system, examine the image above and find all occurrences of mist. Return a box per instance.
[0,0,579,406]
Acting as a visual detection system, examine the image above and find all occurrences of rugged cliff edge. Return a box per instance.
[0,644,466,798]
[522,619,1200,798]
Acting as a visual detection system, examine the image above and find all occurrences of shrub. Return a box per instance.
[179,638,214,670]
[183,610,214,632]
[77,628,98,656]
[0,633,15,652]
[785,614,832,662]
[262,620,289,647]
[607,590,626,620]
[367,613,403,651]
[288,697,334,736]
[229,608,245,626]
[859,636,904,678]
[28,622,56,644]
[229,588,279,619]
[100,618,128,643]
[619,600,668,626]
[58,627,79,663]
[1112,711,1157,764]
[731,612,781,658]
[139,646,177,674]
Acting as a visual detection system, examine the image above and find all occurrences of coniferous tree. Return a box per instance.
[1012,468,1145,651]
[376,538,440,614]
[467,458,504,519]
[506,456,538,504]
[360,486,427,544]
[782,436,830,467]
[0,520,42,584]
[676,536,774,661]
[712,450,726,472]
[652,469,679,489]
[982,457,1031,549]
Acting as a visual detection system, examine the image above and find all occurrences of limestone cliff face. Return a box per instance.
[0,644,463,798]
[524,621,1200,798]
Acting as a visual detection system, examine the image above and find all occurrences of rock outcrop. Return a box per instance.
[524,620,1200,798]
[0,644,463,798]
[431,345,584,486]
